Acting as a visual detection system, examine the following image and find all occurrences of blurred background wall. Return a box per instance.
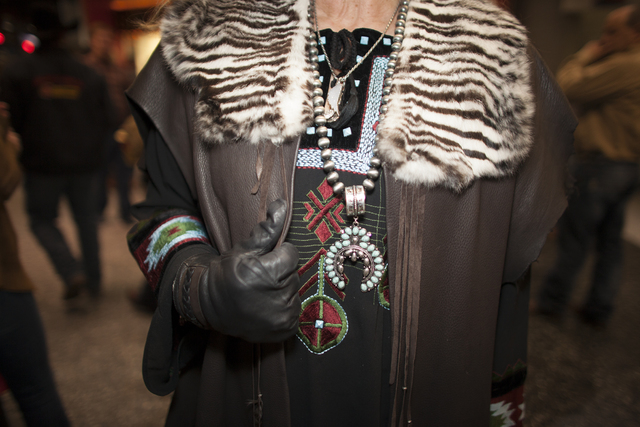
[514,0,640,73]
[2,0,640,76]
[0,0,161,74]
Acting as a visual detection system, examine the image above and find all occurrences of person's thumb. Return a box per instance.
[240,199,288,255]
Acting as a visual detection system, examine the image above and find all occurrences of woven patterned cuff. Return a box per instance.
[127,209,211,293]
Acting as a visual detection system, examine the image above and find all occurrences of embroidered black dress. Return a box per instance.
[284,29,393,426]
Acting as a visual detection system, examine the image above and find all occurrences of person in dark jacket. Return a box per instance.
[0,4,113,301]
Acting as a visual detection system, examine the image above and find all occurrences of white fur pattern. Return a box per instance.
[161,0,534,191]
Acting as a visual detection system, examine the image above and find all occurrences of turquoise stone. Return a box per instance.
[358,228,367,236]
[367,244,375,252]
[328,271,335,278]
[361,235,370,242]
[332,277,339,284]
[345,228,352,235]
[335,242,342,249]
[372,250,380,257]
[326,258,334,265]
[326,265,334,272]
[374,271,382,278]
[371,276,379,284]
[360,283,368,292]
[338,281,345,289]
[330,246,338,253]
[341,233,349,240]
[359,242,368,249]
[374,257,383,264]
[375,264,384,270]
[327,251,335,258]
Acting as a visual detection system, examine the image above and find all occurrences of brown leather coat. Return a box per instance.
[128,44,575,426]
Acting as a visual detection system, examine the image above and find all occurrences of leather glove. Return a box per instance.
[173,199,301,343]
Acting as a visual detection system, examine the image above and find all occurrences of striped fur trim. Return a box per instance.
[161,0,533,191]
[377,0,534,191]
[161,0,314,146]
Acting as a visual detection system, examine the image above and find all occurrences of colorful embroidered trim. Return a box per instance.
[490,361,527,427]
[490,385,525,427]
[127,210,211,292]
[296,56,388,174]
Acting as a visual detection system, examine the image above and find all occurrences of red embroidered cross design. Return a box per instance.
[303,179,345,243]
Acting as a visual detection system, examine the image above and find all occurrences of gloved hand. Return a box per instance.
[173,199,301,343]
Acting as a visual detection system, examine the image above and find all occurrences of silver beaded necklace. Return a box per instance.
[307,0,409,293]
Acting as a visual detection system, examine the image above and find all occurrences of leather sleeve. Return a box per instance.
[502,45,577,284]
[126,47,199,201]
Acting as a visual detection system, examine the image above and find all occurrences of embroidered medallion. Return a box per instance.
[297,256,348,354]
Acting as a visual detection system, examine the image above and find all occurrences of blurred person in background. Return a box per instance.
[536,5,640,327]
[0,102,70,426]
[84,23,136,224]
[0,3,113,302]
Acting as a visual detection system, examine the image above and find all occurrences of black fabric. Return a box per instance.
[285,169,392,427]
[164,353,203,427]
[142,243,209,396]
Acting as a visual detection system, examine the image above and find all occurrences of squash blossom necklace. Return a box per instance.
[307,0,408,292]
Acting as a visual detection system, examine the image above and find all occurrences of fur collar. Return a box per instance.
[161,0,533,191]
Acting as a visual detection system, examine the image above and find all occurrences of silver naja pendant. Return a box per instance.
[326,185,383,292]
[325,223,384,292]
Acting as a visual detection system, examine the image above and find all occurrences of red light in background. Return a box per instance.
[19,34,40,54]
[22,40,35,54]
[0,33,4,45]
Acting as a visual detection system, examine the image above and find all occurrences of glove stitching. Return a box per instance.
[181,267,199,325]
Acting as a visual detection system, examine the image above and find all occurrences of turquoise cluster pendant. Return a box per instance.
[326,222,384,292]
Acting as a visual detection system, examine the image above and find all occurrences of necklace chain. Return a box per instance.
[308,0,409,202]
[307,0,409,292]
[314,0,402,85]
